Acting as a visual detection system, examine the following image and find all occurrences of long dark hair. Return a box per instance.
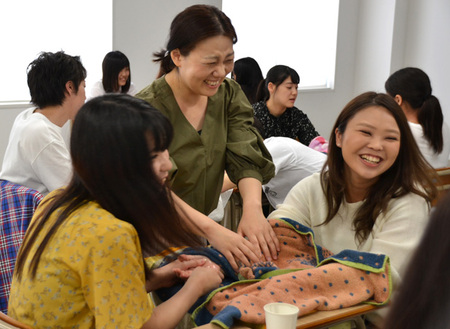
[153,4,237,78]
[385,67,444,153]
[383,191,450,328]
[322,92,437,244]
[256,65,300,102]
[232,57,264,104]
[15,94,201,280]
[102,51,131,93]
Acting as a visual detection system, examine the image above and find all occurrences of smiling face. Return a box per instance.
[269,76,298,109]
[335,105,401,189]
[171,35,234,97]
[118,67,130,87]
[151,149,172,184]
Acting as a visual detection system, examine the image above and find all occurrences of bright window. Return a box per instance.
[0,0,112,103]
[222,0,339,90]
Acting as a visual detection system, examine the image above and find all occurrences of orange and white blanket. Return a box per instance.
[155,218,392,329]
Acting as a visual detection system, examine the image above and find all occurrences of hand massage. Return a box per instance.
[1,2,447,329]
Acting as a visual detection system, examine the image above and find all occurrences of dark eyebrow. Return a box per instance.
[356,122,400,135]
[204,51,235,61]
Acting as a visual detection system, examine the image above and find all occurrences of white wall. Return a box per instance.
[1,0,449,167]
[113,0,221,91]
[401,0,450,123]
[112,0,450,138]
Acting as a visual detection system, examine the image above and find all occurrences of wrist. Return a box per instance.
[242,199,262,212]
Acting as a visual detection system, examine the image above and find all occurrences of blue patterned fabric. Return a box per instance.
[0,180,43,314]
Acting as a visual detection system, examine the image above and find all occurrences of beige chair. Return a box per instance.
[431,166,450,207]
[0,312,32,329]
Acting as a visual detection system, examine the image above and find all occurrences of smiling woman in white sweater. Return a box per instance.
[268,92,437,327]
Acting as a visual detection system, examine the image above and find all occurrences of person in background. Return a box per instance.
[253,117,327,209]
[218,117,326,217]
[382,190,450,329]
[136,4,278,267]
[385,67,450,168]
[88,50,137,99]
[8,95,224,329]
[231,57,264,104]
[268,92,437,327]
[0,51,86,195]
[253,64,320,146]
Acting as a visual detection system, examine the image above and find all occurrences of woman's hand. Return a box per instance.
[173,254,221,279]
[146,255,212,291]
[237,178,280,261]
[204,223,260,271]
[143,257,223,329]
[184,266,224,296]
[170,190,260,271]
[238,209,279,262]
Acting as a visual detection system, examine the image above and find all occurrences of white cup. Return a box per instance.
[264,302,299,329]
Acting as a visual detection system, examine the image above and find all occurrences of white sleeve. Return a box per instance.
[128,82,138,96]
[87,80,105,99]
[368,193,430,288]
[268,174,317,227]
[263,138,294,176]
[31,139,72,193]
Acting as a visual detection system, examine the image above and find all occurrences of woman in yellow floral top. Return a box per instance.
[8,94,224,329]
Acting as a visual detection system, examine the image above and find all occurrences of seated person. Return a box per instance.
[0,51,86,195]
[219,117,326,212]
[256,117,327,208]
[88,50,137,99]
[252,64,321,146]
[385,67,450,168]
[8,94,223,329]
[268,92,437,327]
[231,57,264,104]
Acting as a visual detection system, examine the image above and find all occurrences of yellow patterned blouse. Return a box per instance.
[8,194,152,328]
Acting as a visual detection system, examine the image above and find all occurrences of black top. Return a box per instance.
[252,101,319,146]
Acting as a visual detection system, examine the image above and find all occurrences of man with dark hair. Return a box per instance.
[0,51,87,195]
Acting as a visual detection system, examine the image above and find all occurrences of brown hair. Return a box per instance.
[321,92,437,244]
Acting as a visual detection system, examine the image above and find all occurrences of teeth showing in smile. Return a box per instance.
[205,80,220,86]
[361,154,381,164]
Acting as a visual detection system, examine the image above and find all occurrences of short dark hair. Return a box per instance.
[102,51,131,93]
[154,4,237,78]
[27,51,86,108]
[256,65,300,102]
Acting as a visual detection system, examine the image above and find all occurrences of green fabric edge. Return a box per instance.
[192,217,393,325]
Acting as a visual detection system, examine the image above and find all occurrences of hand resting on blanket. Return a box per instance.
[146,254,223,292]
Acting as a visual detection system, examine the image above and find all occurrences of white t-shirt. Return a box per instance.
[409,121,450,168]
[263,137,327,208]
[269,173,430,290]
[87,79,137,100]
[0,108,72,195]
